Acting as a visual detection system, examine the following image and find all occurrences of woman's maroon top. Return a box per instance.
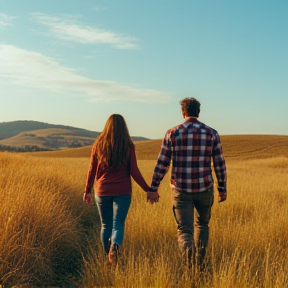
[85,147,150,196]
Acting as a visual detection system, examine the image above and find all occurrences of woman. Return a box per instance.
[83,114,151,265]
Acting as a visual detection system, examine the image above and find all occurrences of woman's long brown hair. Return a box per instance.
[92,114,134,168]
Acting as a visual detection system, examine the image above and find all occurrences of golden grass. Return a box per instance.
[82,157,288,288]
[1,135,288,287]
[220,135,288,160]
[0,153,96,287]
[30,146,93,158]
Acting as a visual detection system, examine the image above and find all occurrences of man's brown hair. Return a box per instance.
[180,97,201,117]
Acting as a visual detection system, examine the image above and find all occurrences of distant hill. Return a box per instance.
[0,120,149,152]
[0,121,99,140]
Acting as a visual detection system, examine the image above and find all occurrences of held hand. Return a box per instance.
[218,192,227,203]
[147,192,160,204]
[83,193,93,206]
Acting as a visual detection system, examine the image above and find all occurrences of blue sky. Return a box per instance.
[0,0,287,139]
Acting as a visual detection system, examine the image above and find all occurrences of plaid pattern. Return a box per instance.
[150,118,227,193]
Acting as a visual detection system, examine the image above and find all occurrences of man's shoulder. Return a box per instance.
[165,120,220,139]
[199,122,219,136]
[165,122,185,136]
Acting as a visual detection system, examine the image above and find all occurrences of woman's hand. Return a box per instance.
[83,193,93,205]
[147,192,160,204]
[218,192,227,203]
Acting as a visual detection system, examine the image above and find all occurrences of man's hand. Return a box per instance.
[147,192,160,204]
[83,193,93,205]
[218,192,227,203]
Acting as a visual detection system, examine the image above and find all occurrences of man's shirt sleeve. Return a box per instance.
[150,132,172,192]
[212,133,227,193]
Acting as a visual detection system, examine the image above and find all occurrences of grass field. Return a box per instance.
[0,135,288,287]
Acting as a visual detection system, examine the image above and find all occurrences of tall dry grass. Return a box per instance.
[1,139,288,287]
[82,157,288,288]
[0,153,97,287]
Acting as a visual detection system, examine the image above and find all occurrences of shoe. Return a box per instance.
[108,243,119,266]
[181,246,195,269]
[106,238,111,255]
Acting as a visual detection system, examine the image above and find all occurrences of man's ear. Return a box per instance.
[182,109,186,118]
[182,109,188,118]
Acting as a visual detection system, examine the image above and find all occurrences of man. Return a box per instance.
[148,97,227,268]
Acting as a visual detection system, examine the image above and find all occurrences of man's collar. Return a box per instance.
[184,116,198,121]
[183,117,199,128]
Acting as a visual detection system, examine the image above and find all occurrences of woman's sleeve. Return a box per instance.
[129,148,150,192]
[85,150,98,194]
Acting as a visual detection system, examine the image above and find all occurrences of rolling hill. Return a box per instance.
[0,120,99,140]
[28,135,288,160]
[0,120,149,151]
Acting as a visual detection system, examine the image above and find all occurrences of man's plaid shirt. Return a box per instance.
[150,117,227,193]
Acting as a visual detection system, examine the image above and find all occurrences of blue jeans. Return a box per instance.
[95,195,131,254]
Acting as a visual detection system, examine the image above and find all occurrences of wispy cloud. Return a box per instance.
[0,13,15,28]
[0,44,170,103]
[32,13,139,50]
[92,5,107,11]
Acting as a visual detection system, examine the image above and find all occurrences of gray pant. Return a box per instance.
[172,186,214,265]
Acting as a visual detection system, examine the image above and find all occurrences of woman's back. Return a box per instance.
[85,115,149,196]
